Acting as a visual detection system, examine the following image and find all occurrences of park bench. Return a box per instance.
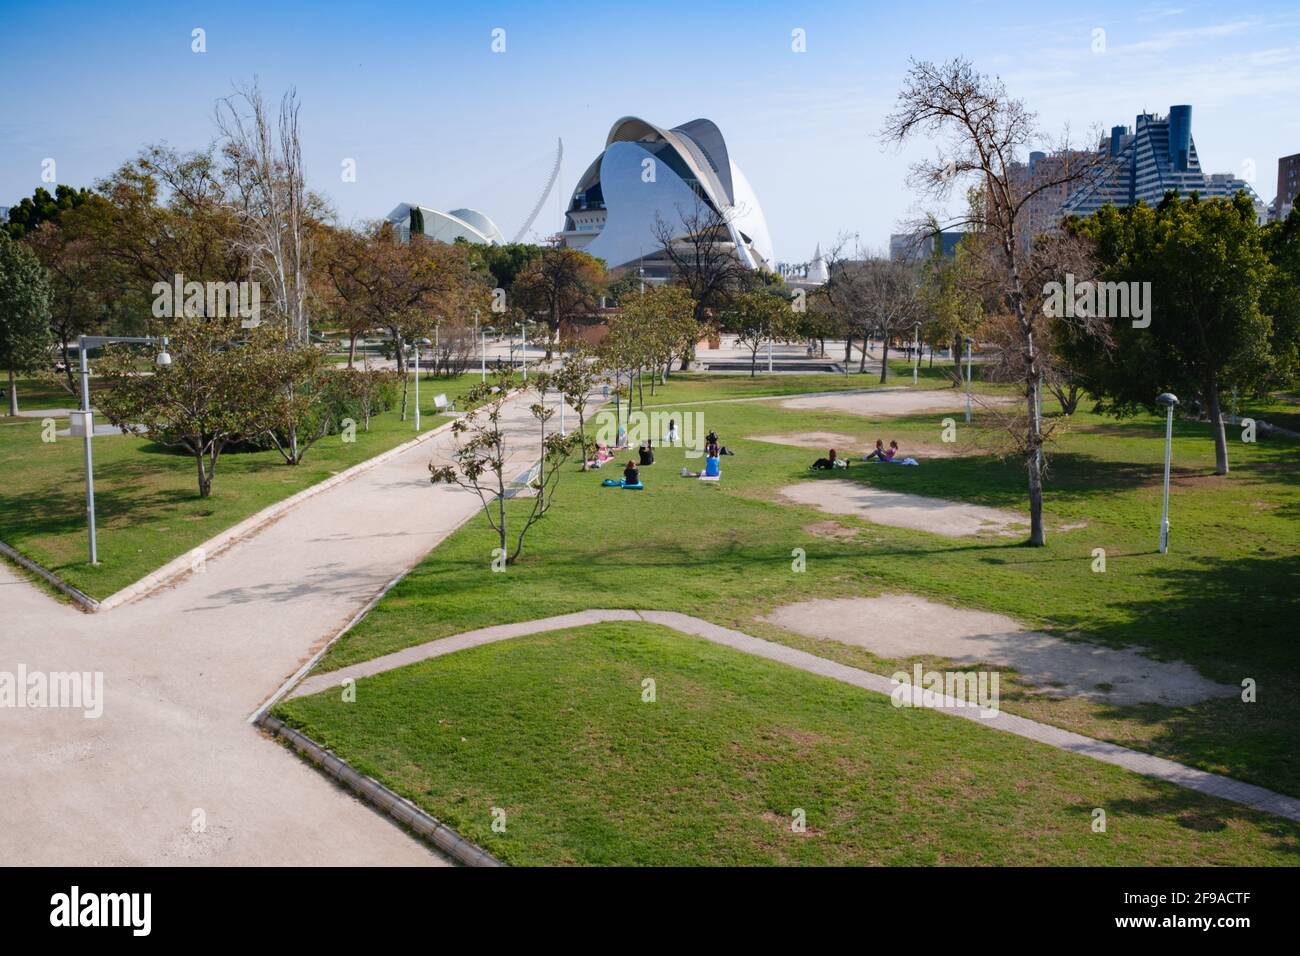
[433,393,455,413]
[504,461,542,498]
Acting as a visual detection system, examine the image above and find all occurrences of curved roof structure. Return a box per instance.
[386,203,505,246]
[562,116,773,272]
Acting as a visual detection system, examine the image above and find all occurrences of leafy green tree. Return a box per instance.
[1068,193,1274,474]
[617,283,695,391]
[553,344,601,468]
[1261,207,1300,391]
[511,246,605,359]
[0,232,53,415]
[4,185,93,239]
[96,317,273,497]
[722,288,798,377]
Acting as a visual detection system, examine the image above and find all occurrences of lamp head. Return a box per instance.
[415,337,432,347]
[1155,392,1180,407]
[155,348,172,367]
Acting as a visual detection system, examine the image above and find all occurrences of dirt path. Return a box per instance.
[780,479,1026,537]
[761,594,1237,706]
[0,389,579,865]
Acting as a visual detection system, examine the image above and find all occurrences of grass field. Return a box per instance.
[0,372,481,599]
[274,622,1300,866]
[305,374,1300,806]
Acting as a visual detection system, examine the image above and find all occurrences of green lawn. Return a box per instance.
[313,375,1300,802]
[275,622,1300,866]
[4,375,79,410]
[0,373,481,599]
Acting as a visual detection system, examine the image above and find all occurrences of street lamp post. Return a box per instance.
[75,334,171,565]
[475,309,484,382]
[912,322,921,386]
[964,337,974,423]
[412,338,431,431]
[519,322,528,381]
[1156,392,1180,554]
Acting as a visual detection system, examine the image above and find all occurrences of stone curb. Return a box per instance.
[0,540,100,611]
[259,714,503,867]
[9,416,461,615]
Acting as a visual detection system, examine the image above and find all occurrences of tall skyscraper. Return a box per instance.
[1274,153,1300,221]
[1062,106,1263,221]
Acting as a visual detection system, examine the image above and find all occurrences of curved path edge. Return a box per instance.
[285,609,1300,825]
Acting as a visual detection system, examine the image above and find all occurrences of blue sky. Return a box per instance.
[2,0,1298,263]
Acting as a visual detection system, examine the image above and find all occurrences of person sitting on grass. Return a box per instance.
[588,441,614,468]
[638,440,655,466]
[864,439,897,462]
[623,460,640,486]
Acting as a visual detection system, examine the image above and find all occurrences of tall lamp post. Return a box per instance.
[1156,392,1180,554]
[518,321,528,381]
[964,337,974,423]
[912,322,921,385]
[474,309,484,381]
[412,338,431,431]
[75,334,171,565]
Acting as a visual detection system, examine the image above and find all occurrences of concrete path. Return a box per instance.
[287,610,1300,826]
[0,388,575,865]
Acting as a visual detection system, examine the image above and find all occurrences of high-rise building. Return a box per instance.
[889,230,964,262]
[1008,149,1096,251]
[1274,153,1300,221]
[1062,106,1263,221]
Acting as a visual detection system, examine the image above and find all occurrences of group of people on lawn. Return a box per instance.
[588,423,907,485]
[588,421,732,485]
[811,439,901,470]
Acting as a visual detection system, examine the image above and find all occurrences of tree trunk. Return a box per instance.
[879,341,890,384]
[844,334,853,366]
[6,367,16,417]
[348,332,357,369]
[195,450,212,498]
[1205,371,1229,475]
[497,464,509,564]
[579,409,588,471]
[858,337,868,373]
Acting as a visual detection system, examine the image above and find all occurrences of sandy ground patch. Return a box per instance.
[802,520,861,540]
[779,388,1017,418]
[780,479,1025,537]
[751,431,858,448]
[762,594,1236,706]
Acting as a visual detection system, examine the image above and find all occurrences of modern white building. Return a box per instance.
[385,203,505,246]
[560,116,774,276]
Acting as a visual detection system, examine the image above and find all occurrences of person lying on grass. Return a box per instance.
[811,449,847,470]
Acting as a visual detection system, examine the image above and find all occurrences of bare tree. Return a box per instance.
[429,369,577,565]
[215,80,314,345]
[881,57,1109,546]
[652,198,749,366]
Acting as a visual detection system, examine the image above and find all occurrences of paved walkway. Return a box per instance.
[0,389,575,865]
[288,610,1300,826]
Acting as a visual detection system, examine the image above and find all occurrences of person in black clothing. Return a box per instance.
[623,460,640,485]
[638,441,655,466]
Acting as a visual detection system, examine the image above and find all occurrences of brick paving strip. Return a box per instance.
[286,609,1300,825]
